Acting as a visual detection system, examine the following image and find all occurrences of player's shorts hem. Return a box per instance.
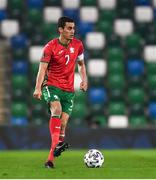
[40,61,49,63]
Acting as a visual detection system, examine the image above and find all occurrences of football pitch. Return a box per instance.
[0,149,156,179]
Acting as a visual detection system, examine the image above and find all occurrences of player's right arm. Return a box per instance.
[33,42,52,100]
[33,62,48,100]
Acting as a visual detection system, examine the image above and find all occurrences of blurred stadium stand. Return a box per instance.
[1,0,156,129]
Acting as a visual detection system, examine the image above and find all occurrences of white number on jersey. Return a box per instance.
[65,55,70,65]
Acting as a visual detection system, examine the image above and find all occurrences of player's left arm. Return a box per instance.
[78,60,88,92]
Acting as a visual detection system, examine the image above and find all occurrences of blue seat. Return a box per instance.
[63,9,80,22]
[12,61,28,74]
[13,58,27,62]
[11,117,28,125]
[0,10,7,21]
[77,22,94,36]
[27,0,43,9]
[148,102,156,119]
[135,0,151,5]
[153,9,156,21]
[127,59,144,76]
[88,87,107,104]
[10,33,28,48]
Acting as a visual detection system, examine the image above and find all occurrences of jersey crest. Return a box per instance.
[70,47,74,53]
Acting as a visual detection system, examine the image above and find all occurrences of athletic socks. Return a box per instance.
[59,133,65,143]
[48,116,61,161]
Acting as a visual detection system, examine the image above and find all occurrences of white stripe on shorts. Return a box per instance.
[45,86,51,98]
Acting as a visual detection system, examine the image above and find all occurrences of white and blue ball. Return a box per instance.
[84,149,104,168]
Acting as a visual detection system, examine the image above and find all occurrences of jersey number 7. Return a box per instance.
[65,55,70,65]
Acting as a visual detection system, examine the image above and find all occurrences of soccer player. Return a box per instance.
[33,16,88,168]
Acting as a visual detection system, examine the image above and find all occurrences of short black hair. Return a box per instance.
[58,16,74,29]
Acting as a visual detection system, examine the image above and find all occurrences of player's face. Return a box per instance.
[61,22,75,40]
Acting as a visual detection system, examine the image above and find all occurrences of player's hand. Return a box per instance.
[80,81,88,92]
[33,88,42,100]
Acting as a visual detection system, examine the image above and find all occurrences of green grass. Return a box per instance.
[0,149,156,179]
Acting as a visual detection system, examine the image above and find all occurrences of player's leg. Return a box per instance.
[54,91,75,157]
[59,112,69,143]
[42,86,62,168]
[53,112,70,157]
[46,101,62,165]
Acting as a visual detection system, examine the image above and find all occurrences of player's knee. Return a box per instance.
[50,106,62,116]
[54,107,62,115]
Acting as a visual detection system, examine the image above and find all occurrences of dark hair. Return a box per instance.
[58,16,74,29]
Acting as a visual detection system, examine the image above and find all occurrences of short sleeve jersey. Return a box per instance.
[41,38,84,92]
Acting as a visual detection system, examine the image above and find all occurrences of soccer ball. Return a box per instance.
[84,149,104,168]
